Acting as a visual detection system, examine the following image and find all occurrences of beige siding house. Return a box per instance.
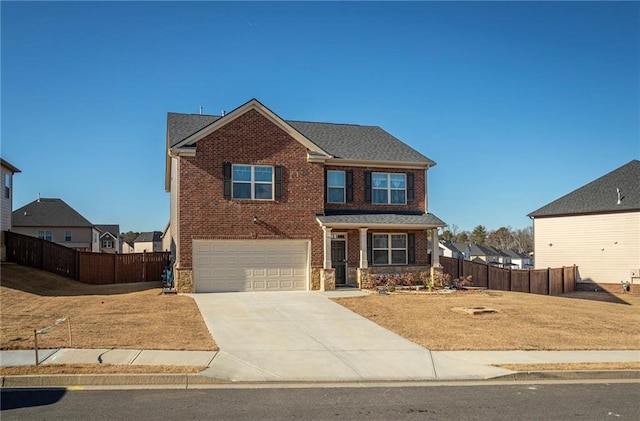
[12,198,100,252]
[96,224,121,253]
[133,231,163,253]
[1,158,21,261]
[528,160,640,287]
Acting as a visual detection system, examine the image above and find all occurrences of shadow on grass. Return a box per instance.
[558,291,637,305]
[1,264,163,297]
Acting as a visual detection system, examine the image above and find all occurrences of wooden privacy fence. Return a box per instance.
[439,255,576,295]
[4,231,170,285]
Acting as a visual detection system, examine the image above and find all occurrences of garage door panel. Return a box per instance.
[193,240,309,292]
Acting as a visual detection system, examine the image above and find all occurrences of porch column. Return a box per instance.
[323,226,332,269]
[431,228,440,267]
[359,228,368,269]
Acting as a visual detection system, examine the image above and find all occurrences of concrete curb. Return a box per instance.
[493,370,640,381]
[2,370,638,388]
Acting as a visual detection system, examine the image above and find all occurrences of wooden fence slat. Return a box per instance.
[5,231,169,285]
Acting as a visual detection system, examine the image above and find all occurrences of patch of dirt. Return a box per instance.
[0,364,208,376]
[497,362,640,372]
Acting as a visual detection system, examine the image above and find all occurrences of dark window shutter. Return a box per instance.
[324,169,328,203]
[346,170,353,202]
[407,233,415,264]
[367,233,373,265]
[365,171,372,203]
[223,162,232,199]
[407,173,415,203]
[274,165,283,200]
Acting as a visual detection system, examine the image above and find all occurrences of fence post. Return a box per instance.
[39,238,45,270]
[527,269,531,293]
[114,253,118,283]
[142,251,147,282]
[508,268,512,291]
[34,329,39,366]
[547,267,551,295]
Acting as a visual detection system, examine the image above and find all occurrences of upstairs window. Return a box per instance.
[232,165,273,200]
[37,230,52,241]
[64,231,72,242]
[372,173,406,205]
[103,240,113,248]
[4,173,10,199]
[327,170,345,203]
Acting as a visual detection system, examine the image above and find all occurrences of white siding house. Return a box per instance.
[529,160,640,286]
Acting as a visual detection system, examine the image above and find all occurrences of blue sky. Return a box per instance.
[2,1,638,234]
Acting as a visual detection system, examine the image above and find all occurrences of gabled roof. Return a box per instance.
[504,249,529,259]
[1,158,21,173]
[96,224,120,238]
[468,243,499,257]
[12,198,93,227]
[528,160,640,218]
[134,231,163,243]
[166,99,435,166]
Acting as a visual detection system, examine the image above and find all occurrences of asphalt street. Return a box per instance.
[2,381,639,420]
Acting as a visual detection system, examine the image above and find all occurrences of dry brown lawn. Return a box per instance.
[1,264,216,351]
[0,364,207,376]
[333,289,640,351]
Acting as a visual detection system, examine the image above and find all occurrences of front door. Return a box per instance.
[331,239,346,285]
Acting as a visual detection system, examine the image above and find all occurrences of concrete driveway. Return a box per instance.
[190,291,437,382]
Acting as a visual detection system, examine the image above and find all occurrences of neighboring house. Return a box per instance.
[95,224,121,253]
[12,198,100,252]
[121,241,135,254]
[133,231,163,253]
[487,246,514,268]
[161,222,172,253]
[453,242,471,260]
[528,159,640,286]
[439,240,465,259]
[468,243,500,265]
[165,98,446,293]
[1,158,21,261]
[504,249,533,269]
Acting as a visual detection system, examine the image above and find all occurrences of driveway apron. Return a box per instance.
[190,292,437,382]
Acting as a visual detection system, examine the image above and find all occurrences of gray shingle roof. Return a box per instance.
[316,212,445,227]
[287,120,434,164]
[12,198,93,227]
[528,160,640,217]
[166,110,435,165]
[96,224,120,237]
[167,113,220,148]
[134,231,163,243]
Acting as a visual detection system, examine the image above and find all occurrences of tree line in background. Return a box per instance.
[440,225,533,254]
[120,231,140,245]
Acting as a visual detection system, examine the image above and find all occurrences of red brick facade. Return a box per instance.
[174,106,434,289]
[178,109,325,269]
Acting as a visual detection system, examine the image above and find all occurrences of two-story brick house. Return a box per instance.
[165,99,445,293]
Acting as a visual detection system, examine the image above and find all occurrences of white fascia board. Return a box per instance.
[315,218,443,230]
[323,158,433,170]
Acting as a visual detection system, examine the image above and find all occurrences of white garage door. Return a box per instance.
[193,240,309,292]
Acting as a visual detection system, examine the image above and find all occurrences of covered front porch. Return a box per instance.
[315,212,446,290]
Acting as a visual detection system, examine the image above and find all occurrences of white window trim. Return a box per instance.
[232,164,274,200]
[327,170,346,203]
[38,230,52,241]
[103,240,113,248]
[372,172,407,205]
[64,230,72,242]
[372,233,408,265]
